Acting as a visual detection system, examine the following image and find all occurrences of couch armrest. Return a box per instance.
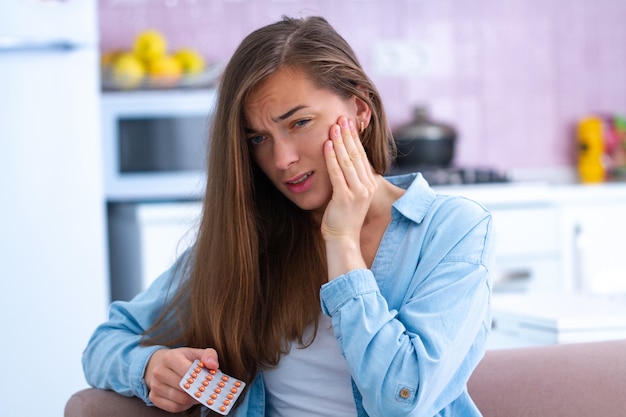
[468,339,626,417]
[64,388,191,417]
[66,340,626,417]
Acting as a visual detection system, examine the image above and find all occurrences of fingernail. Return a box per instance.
[348,119,355,130]
[340,117,348,128]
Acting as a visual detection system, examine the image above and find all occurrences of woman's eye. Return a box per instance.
[293,119,310,128]
[249,135,265,145]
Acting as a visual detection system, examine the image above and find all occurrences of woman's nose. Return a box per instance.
[272,135,299,170]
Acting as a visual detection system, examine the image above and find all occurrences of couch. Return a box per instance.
[65,339,626,417]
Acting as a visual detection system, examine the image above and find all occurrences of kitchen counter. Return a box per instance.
[433,180,626,208]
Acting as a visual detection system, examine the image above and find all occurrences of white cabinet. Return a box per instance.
[437,182,626,349]
[108,202,202,301]
[489,205,562,292]
[556,185,626,295]
[437,183,562,293]
[437,182,626,295]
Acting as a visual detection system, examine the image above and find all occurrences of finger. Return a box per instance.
[347,118,377,190]
[150,391,195,414]
[200,348,220,370]
[150,383,194,407]
[339,117,360,157]
[172,347,219,374]
[324,136,346,189]
[344,118,373,181]
[150,358,186,392]
[149,370,196,412]
[334,117,373,190]
[154,349,210,401]
[331,119,360,185]
[327,123,360,195]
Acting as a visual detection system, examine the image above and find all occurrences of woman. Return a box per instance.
[83,16,493,417]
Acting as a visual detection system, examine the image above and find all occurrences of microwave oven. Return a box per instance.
[101,89,217,201]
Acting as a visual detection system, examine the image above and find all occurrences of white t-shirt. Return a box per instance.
[263,313,358,417]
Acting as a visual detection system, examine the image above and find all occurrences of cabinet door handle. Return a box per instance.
[498,269,532,282]
[573,222,585,292]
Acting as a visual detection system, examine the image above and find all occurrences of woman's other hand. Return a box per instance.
[322,116,377,280]
[145,347,219,413]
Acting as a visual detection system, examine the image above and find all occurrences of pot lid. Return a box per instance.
[395,106,456,141]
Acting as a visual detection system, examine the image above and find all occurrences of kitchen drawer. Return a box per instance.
[492,257,562,293]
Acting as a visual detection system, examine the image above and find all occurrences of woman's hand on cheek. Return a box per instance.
[321,116,376,279]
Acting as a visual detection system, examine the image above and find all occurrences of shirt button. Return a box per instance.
[399,388,411,399]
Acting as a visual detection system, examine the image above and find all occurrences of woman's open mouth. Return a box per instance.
[287,172,313,185]
[285,171,314,193]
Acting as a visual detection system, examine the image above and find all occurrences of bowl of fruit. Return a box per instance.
[101,30,223,90]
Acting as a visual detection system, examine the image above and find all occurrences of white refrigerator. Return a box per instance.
[0,1,109,415]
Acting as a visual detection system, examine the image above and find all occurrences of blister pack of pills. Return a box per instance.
[179,359,246,415]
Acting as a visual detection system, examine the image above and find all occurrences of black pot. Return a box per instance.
[393,107,457,168]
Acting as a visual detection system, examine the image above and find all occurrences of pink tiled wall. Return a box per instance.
[98,0,626,172]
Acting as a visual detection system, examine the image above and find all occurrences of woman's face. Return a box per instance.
[245,67,362,213]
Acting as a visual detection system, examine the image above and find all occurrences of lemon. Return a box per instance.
[100,50,123,70]
[147,54,183,87]
[133,30,167,63]
[111,52,145,89]
[173,48,206,75]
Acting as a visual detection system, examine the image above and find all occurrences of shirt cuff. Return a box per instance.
[320,269,379,316]
[130,344,168,404]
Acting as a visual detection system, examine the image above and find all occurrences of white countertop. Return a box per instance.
[489,292,626,348]
[492,292,626,331]
[433,179,626,208]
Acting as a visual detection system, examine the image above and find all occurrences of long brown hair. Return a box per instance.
[143,16,394,385]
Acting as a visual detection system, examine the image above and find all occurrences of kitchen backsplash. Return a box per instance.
[98,0,626,173]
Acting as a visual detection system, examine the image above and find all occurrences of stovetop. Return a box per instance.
[387,165,510,186]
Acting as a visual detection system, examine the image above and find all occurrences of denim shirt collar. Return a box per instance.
[387,172,436,224]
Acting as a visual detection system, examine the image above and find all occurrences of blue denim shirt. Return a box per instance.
[83,173,493,417]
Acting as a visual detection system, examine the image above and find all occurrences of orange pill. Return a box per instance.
[187,378,194,384]
[214,387,222,394]
[227,393,234,400]
[202,380,209,386]
[206,375,213,381]
[184,383,191,389]
[223,400,230,406]
[198,362,205,368]
[209,369,216,375]
[207,399,214,406]
[191,372,198,378]
[219,406,227,412]
[231,387,238,393]
[234,381,242,387]
[210,393,218,400]
[218,381,225,388]
[194,392,202,398]
[222,375,229,382]
[194,367,201,373]
[198,386,205,392]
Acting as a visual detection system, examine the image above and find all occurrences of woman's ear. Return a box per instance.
[353,92,372,131]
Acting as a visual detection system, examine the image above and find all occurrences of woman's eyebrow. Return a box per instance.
[273,105,307,122]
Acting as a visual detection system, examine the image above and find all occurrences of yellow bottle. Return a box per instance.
[577,117,605,183]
